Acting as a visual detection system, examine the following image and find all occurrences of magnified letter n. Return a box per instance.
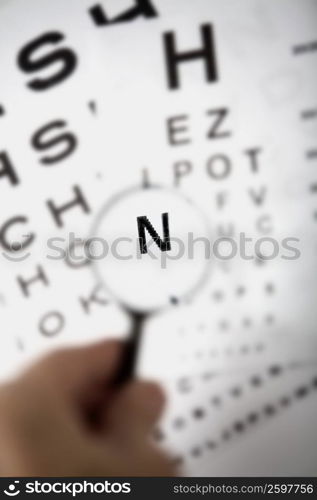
[137,213,171,254]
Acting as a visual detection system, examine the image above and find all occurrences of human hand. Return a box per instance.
[0,340,174,476]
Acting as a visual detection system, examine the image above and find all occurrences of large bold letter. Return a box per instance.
[17,32,77,91]
[137,213,171,254]
[89,0,157,26]
[163,24,218,90]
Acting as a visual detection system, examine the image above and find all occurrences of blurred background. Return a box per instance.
[0,0,316,476]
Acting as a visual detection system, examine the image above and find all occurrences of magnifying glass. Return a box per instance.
[89,184,212,385]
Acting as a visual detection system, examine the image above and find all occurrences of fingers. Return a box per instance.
[98,381,173,476]
[105,381,165,441]
[28,340,122,395]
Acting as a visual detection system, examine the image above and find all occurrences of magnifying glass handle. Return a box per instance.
[112,313,145,386]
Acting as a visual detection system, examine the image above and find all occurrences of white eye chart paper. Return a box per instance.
[0,0,317,476]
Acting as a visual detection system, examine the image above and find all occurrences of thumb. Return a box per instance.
[105,381,165,441]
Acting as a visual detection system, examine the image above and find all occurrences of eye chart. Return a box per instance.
[1,0,317,476]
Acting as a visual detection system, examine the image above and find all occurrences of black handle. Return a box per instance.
[112,312,145,386]
[86,312,146,429]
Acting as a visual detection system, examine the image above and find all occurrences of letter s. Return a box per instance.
[281,237,301,260]
[17,32,78,91]
[122,483,131,493]
[31,120,77,165]
[26,483,35,493]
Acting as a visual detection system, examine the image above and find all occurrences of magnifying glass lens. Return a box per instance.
[90,188,211,313]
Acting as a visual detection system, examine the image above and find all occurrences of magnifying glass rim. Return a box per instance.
[88,183,213,315]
